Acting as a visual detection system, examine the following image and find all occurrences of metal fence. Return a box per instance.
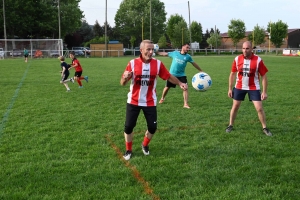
[1,48,299,59]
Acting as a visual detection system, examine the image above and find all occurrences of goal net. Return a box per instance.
[0,39,63,58]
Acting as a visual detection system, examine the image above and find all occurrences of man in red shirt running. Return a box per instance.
[120,40,188,160]
[69,51,88,88]
[226,41,272,136]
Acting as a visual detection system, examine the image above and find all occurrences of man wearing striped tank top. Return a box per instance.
[120,40,188,160]
[226,41,272,136]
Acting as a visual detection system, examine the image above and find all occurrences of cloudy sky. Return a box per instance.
[79,0,299,33]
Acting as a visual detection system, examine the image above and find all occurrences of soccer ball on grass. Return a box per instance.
[191,72,212,91]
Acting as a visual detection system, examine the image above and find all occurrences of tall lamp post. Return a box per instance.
[150,0,152,41]
[3,0,7,57]
[58,0,61,40]
[182,28,184,46]
[188,1,192,55]
[105,0,108,56]
[268,21,271,52]
[142,17,144,40]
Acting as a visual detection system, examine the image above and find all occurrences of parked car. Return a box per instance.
[49,50,60,57]
[10,49,22,56]
[72,47,85,56]
[83,47,91,56]
[0,48,4,59]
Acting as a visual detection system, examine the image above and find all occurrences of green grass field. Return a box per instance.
[1,55,300,199]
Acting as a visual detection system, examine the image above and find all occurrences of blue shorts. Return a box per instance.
[232,88,261,101]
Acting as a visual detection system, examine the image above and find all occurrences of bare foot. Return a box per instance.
[183,104,190,109]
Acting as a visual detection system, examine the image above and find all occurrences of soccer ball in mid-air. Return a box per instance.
[154,44,159,52]
[192,72,212,91]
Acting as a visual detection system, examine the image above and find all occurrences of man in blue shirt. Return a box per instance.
[24,48,29,62]
[158,43,203,108]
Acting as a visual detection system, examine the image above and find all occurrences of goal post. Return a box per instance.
[0,39,63,58]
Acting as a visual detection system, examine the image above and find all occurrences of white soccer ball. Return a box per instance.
[192,72,212,91]
[154,44,159,52]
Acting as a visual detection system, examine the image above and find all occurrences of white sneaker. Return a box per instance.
[123,151,132,160]
[141,144,150,155]
[70,78,74,83]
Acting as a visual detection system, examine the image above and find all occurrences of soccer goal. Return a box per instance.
[0,39,63,58]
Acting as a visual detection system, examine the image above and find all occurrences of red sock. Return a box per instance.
[143,136,151,147]
[79,76,84,80]
[125,141,132,151]
[77,79,82,86]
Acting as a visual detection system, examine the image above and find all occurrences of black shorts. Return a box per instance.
[24,54,28,58]
[165,76,187,88]
[125,103,157,130]
[232,88,261,101]
[61,72,69,81]
[74,71,82,77]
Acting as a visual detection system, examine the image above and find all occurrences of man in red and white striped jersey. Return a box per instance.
[120,40,188,160]
[226,41,272,136]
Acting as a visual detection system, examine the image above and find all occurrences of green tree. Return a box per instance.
[130,36,136,49]
[248,24,266,46]
[157,35,167,48]
[84,36,109,47]
[114,0,166,47]
[93,20,103,37]
[207,32,221,49]
[190,21,202,43]
[102,22,114,40]
[200,29,210,49]
[267,20,288,48]
[166,14,184,43]
[172,20,189,48]
[0,0,83,39]
[228,19,246,48]
[78,20,94,44]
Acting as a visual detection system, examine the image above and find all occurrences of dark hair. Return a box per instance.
[69,51,75,55]
[182,43,190,48]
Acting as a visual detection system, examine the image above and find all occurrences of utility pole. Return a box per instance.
[269,21,271,52]
[105,0,108,56]
[3,0,7,57]
[58,0,61,40]
[150,0,152,41]
[142,17,144,40]
[215,25,217,51]
[188,1,193,55]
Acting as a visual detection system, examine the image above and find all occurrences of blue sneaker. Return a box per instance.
[84,76,88,83]
[79,86,83,88]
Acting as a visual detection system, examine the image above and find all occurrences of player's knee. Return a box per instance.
[148,126,157,134]
[124,126,134,134]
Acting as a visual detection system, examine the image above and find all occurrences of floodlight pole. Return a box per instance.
[142,17,144,40]
[150,0,152,41]
[3,0,7,57]
[182,28,183,46]
[105,0,108,56]
[58,0,61,40]
[252,29,254,47]
[215,25,217,50]
[269,21,271,52]
[188,1,193,55]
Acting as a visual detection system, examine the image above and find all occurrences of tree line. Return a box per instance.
[0,0,288,49]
